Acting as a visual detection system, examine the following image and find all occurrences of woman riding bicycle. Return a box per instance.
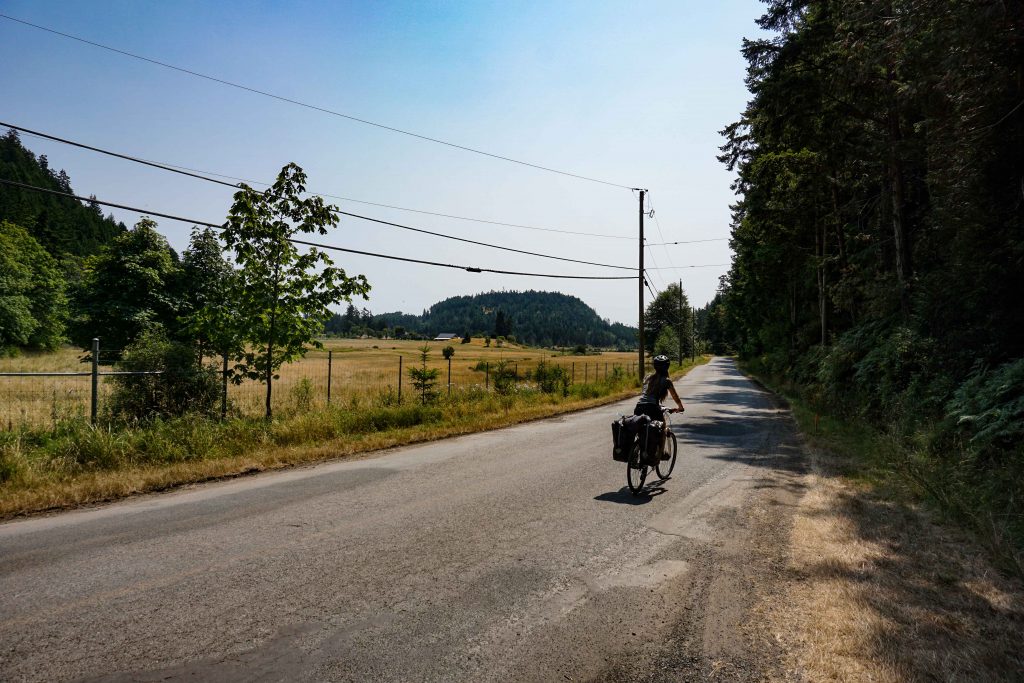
[635,354,685,426]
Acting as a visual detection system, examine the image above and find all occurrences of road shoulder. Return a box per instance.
[764,439,1024,681]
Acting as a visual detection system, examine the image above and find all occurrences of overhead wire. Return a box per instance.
[647,192,681,288]
[0,178,637,280]
[0,13,636,189]
[644,264,731,270]
[639,195,668,290]
[645,238,728,246]
[0,122,632,270]
[334,210,634,270]
[4,122,633,240]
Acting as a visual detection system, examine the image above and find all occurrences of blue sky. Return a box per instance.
[1,1,766,324]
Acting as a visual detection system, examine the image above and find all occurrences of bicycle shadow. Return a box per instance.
[594,484,668,505]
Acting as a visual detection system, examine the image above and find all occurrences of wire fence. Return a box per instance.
[0,342,645,430]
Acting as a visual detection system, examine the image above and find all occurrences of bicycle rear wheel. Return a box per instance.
[656,431,677,480]
[626,443,647,495]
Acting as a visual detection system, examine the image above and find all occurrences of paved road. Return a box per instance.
[0,357,804,682]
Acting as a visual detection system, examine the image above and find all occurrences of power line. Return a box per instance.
[0,177,637,280]
[1,122,633,269]
[644,238,728,246]
[648,193,683,288]
[5,122,633,240]
[0,13,636,190]
[334,210,633,270]
[644,264,730,270]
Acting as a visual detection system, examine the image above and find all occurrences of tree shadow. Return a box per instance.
[685,359,1024,676]
[790,476,1024,679]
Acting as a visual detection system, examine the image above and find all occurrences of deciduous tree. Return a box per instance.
[218,163,370,418]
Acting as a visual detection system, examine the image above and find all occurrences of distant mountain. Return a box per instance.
[0,129,126,257]
[372,290,637,348]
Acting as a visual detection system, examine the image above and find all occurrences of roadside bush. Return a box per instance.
[945,358,1024,462]
[0,449,24,484]
[570,383,601,400]
[107,331,220,421]
[492,360,517,395]
[290,377,315,413]
[533,360,569,396]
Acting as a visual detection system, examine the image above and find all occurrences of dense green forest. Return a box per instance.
[326,290,638,349]
[709,1,1023,564]
[1,129,129,352]
[0,130,126,257]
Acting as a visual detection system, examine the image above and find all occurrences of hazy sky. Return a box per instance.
[1,1,765,325]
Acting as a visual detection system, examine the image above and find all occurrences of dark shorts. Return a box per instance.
[633,403,664,422]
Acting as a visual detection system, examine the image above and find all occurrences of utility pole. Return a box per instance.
[637,189,646,381]
[678,279,683,365]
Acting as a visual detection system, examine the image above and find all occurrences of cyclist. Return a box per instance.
[634,355,685,455]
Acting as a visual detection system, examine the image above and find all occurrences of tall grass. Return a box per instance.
[0,357,709,517]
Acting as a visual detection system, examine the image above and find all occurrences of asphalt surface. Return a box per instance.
[0,357,805,682]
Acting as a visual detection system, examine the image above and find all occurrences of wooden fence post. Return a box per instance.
[221,351,228,420]
[90,338,99,425]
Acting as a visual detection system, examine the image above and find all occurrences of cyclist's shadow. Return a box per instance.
[594,483,668,505]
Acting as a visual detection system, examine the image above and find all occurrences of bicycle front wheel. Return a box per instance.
[656,431,677,480]
[627,443,647,495]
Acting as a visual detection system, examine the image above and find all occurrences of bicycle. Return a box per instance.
[626,407,679,495]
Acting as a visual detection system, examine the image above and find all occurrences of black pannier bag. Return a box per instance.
[611,414,649,461]
[644,420,664,462]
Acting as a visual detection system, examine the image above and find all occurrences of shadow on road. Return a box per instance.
[594,486,666,505]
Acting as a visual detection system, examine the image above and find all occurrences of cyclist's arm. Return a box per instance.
[667,382,685,412]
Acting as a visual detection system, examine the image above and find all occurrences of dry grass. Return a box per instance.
[1,339,641,428]
[769,446,1024,682]
[0,390,628,518]
[0,356,708,518]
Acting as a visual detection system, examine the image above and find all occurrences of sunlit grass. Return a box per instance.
[1,339,643,428]
[0,355,710,517]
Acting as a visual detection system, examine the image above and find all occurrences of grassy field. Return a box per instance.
[0,338,644,429]
[0,344,707,518]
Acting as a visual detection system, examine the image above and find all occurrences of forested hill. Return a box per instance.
[0,129,126,257]
[365,291,637,348]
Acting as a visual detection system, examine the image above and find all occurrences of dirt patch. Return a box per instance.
[766,445,1024,682]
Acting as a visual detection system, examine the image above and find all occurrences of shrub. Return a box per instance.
[107,331,220,421]
[291,377,315,413]
[492,360,517,395]
[533,360,569,396]
[945,358,1024,461]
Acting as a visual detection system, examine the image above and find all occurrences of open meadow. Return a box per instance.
[0,338,643,430]
[0,344,707,518]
